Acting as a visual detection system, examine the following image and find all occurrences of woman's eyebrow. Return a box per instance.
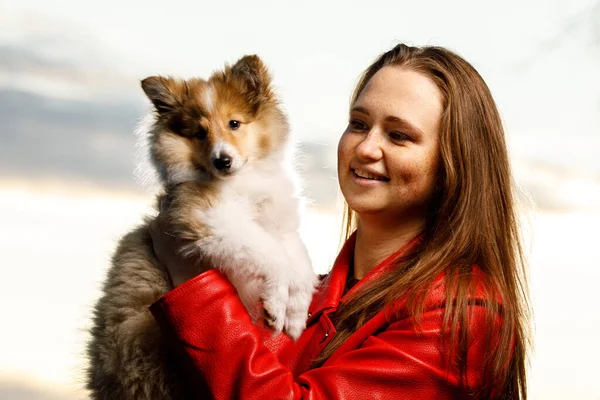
[384,115,424,137]
[350,106,424,137]
[350,106,370,115]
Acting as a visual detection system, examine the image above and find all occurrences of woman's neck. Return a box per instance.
[352,215,424,279]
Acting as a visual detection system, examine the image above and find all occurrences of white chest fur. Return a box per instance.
[191,156,315,340]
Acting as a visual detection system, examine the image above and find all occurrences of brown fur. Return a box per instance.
[86,55,288,399]
[86,223,192,399]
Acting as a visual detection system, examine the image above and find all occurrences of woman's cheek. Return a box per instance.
[394,155,435,198]
[337,133,352,168]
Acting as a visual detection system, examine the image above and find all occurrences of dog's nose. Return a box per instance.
[213,155,232,171]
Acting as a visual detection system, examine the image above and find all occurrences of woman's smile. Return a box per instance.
[351,165,390,185]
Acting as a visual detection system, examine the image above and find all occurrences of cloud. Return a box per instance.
[0,13,596,211]
[0,44,71,73]
[2,83,598,212]
[514,159,600,212]
[0,14,136,100]
[0,87,145,190]
[0,86,341,208]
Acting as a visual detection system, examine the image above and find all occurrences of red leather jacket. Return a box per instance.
[150,233,500,399]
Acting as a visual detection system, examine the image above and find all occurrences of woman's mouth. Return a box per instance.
[352,168,390,182]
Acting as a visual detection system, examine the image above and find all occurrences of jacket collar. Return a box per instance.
[307,230,423,323]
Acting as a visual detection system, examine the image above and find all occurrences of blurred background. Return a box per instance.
[1,0,599,398]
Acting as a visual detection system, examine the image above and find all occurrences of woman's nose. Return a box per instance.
[355,130,384,161]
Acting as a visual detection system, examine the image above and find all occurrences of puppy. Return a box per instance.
[86,55,316,399]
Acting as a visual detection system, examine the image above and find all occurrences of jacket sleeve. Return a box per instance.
[150,269,493,400]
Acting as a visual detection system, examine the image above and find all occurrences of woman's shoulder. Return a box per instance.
[387,265,502,320]
[424,265,501,308]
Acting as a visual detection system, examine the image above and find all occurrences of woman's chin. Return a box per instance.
[345,200,385,216]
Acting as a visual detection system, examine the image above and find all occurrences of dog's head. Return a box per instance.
[141,55,288,185]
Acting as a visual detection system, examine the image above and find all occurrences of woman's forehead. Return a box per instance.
[354,66,443,136]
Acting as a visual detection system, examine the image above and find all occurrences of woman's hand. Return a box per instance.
[148,209,211,287]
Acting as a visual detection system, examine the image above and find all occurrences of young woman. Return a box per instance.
[149,43,530,399]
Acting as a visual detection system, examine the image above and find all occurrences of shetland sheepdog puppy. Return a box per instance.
[86,55,316,399]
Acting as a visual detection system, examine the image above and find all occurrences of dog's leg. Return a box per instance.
[87,224,185,399]
[266,192,317,340]
[279,232,317,340]
[187,196,290,334]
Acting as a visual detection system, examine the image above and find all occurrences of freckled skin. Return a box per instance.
[337,66,443,227]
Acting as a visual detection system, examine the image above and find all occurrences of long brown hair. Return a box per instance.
[314,44,530,399]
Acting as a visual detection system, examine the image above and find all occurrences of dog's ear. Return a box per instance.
[141,76,180,114]
[230,55,273,107]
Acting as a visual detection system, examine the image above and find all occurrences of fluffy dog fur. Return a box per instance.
[86,55,316,399]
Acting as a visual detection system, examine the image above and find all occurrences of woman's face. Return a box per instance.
[337,66,443,225]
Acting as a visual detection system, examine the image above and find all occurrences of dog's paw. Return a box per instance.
[283,279,315,341]
[283,311,306,341]
[261,283,288,334]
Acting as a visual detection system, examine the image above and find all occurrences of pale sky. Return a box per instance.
[2,0,599,145]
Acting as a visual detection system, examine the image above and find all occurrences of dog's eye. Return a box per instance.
[229,120,241,130]
[195,127,207,139]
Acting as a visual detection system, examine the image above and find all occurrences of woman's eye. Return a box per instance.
[349,120,368,130]
[389,131,409,142]
[229,120,241,130]
[195,127,207,139]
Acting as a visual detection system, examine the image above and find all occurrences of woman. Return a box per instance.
[149,44,530,399]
